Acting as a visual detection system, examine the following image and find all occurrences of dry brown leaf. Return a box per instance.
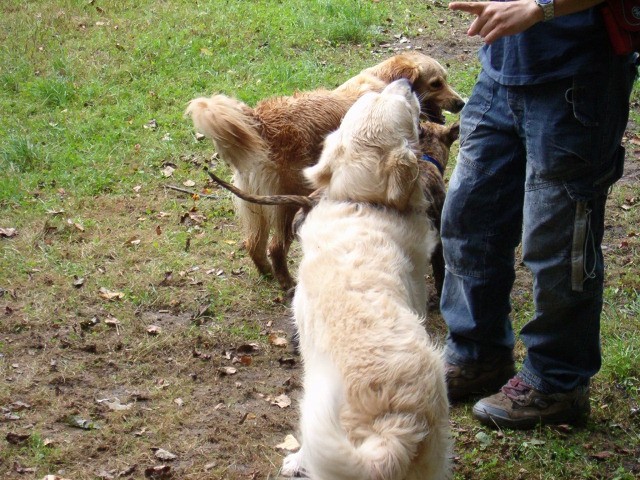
[104,317,121,327]
[146,325,162,335]
[98,287,124,301]
[153,448,177,461]
[271,394,291,409]
[66,219,85,231]
[269,334,288,348]
[144,465,171,478]
[0,227,18,238]
[218,366,237,376]
[275,434,300,452]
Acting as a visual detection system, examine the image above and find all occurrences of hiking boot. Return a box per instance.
[445,357,515,402]
[472,376,591,429]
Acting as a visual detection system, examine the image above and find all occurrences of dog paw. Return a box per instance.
[281,451,306,477]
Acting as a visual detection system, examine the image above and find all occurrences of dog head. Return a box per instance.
[418,120,460,174]
[305,79,423,212]
[368,51,466,124]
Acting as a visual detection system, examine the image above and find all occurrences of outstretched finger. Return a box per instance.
[449,2,486,15]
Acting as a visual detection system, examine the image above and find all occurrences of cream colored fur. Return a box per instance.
[282,80,451,480]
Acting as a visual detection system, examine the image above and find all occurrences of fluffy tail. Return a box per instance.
[185,94,268,173]
[300,357,429,480]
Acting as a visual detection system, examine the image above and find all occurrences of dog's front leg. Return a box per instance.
[281,447,307,478]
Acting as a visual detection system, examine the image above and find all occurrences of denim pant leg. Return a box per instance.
[517,55,636,393]
[441,71,525,366]
[442,54,635,391]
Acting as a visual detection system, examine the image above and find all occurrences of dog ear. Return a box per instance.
[392,58,421,85]
[383,145,419,211]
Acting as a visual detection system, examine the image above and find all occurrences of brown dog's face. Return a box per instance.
[412,61,465,124]
[382,52,465,124]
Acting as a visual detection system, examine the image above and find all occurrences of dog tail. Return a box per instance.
[301,355,433,480]
[185,94,267,171]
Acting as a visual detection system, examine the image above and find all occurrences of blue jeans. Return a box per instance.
[441,54,636,393]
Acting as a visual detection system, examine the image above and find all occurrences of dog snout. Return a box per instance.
[449,97,466,113]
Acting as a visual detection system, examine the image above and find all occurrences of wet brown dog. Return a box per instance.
[208,119,460,308]
[186,52,464,290]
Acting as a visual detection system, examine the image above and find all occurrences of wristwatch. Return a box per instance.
[535,0,555,22]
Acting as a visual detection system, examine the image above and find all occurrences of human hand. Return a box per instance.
[449,0,544,44]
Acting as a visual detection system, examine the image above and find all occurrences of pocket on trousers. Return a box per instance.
[459,73,493,146]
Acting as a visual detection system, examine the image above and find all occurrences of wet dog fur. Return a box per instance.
[186,52,464,290]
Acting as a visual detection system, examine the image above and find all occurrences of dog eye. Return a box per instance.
[429,79,443,90]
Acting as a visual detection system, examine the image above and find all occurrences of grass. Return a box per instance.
[1,1,639,479]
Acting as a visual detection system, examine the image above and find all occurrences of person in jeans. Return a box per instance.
[442,0,637,429]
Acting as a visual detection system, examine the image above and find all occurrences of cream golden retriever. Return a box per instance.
[281,79,451,480]
[186,52,464,291]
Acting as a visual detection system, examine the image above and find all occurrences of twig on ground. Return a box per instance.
[163,184,221,199]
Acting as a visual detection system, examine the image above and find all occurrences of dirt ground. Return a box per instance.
[2,14,640,480]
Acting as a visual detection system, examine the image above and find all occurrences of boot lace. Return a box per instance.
[501,377,532,400]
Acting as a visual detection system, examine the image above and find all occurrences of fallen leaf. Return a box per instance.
[271,394,291,409]
[153,448,177,461]
[14,463,35,474]
[269,334,288,348]
[67,219,85,232]
[144,119,157,130]
[147,325,162,335]
[102,399,133,411]
[118,465,137,477]
[64,415,100,430]
[275,434,300,452]
[183,180,196,187]
[42,475,72,480]
[46,209,65,216]
[0,227,18,238]
[144,465,171,479]
[590,451,614,461]
[218,366,237,376]
[98,287,124,301]
[104,317,121,328]
[9,401,31,411]
[174,398,184,407]
[161,166,175,177]
[73,276,85,288]
[475,431,492,447]
[126,236,141,246]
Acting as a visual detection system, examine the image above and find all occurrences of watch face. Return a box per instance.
[538,0,553,4]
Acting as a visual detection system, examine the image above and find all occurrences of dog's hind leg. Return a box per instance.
[268,205,297,291]
[236,199,274,278]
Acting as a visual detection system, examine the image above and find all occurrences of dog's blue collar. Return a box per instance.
[421,153,444,175]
